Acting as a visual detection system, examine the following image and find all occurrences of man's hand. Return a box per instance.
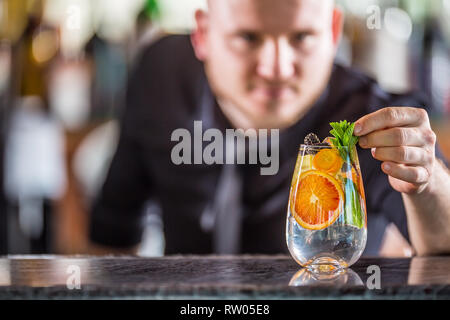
[355,106,450,256]
[354,107,437,194]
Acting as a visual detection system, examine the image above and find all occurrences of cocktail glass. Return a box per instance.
[286,144,367,275]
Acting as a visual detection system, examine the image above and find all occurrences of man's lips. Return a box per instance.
[251,86,296,100]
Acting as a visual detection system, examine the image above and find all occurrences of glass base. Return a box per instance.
[289,268,363,286]
[304,256,348,276]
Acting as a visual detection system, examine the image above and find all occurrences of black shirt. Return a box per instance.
[89,35,445,255]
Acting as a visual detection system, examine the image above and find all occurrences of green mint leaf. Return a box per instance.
[337,147,348,161]
[330,122,344,138]
[342,120,349,131]
[329,120,360,165]
[343,129,351,146]
[349,135,359,147]
[349,122,355,135]
[329,129,338,138]
[330,138,340,149]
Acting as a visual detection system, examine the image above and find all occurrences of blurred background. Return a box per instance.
[0,0,448,256]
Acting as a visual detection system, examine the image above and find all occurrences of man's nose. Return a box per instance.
[256,38,296,81]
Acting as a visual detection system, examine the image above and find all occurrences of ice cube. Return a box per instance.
[304,133,320,145]
[304,133,326,154]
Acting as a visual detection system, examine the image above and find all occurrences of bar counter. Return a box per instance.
[0,255,449,299]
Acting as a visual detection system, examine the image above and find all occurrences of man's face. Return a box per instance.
[192,0,342,129]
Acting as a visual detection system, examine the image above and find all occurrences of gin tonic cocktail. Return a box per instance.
[286,143,367,274]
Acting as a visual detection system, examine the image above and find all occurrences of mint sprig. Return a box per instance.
[329,120,365,229]
[329,120,359,165]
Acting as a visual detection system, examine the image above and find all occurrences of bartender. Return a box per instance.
[88,0,450,256]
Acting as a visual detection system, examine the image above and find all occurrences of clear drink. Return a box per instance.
[286,144,367,274]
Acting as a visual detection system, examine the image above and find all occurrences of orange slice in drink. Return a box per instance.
[291,170,344,230]
[313,149,343,175]
[351,167,366,205]
[322,136,334,145]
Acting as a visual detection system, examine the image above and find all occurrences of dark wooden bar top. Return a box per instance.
[0,255,449,299]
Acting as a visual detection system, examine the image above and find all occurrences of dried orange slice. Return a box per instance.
[313,148,343,175]
[291,170,344,230]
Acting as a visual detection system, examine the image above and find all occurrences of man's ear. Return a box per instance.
[191,9,209,61]
[331,7,344,49]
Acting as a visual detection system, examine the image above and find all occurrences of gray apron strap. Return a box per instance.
[197,86,243,253]
[212,163,243,254]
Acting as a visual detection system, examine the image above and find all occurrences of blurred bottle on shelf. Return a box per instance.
[2,0,65,254]
[0,0,34,254]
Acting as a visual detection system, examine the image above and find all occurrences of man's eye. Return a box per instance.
[292,32,313,44]
[239,32,260,44]
[293,33,308,41]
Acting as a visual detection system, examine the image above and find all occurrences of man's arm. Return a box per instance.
[401,159,450,255]
[355,107,450,256]
[87,128,152,254]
